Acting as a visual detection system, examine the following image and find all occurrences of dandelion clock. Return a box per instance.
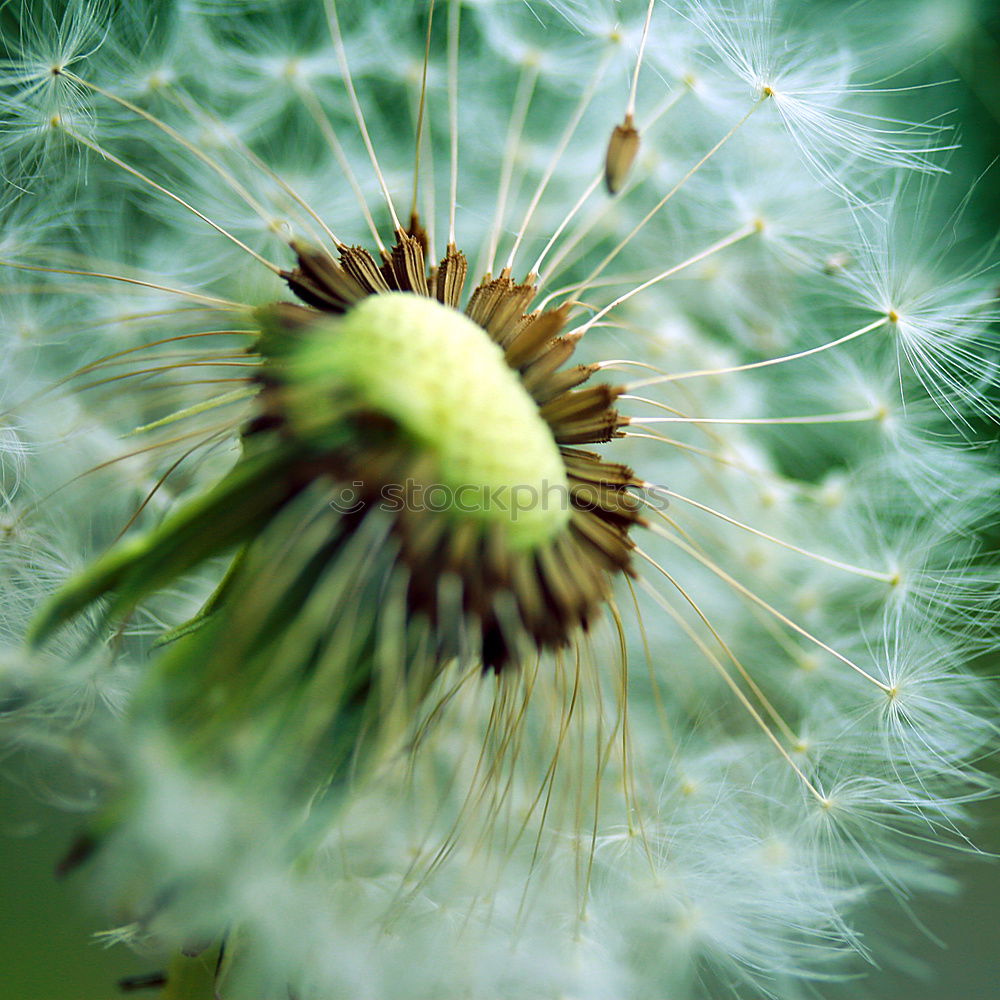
[1,1,998,998]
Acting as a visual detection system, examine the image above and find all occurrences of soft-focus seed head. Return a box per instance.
[144,69,174,92]
[760,838,790,866]
[797,653,820,673]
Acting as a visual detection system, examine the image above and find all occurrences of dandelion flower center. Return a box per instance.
[33,233,643,671]
[253,233,646,668]
[287,292,570,549]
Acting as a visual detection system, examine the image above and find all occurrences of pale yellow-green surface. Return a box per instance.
[288,293,571,549]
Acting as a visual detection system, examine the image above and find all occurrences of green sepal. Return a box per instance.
[29,449,298,647]
[151,547,248,649]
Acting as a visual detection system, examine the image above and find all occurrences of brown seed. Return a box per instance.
[604,114,641,195]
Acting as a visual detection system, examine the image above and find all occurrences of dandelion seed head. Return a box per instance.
[0,0,997,997]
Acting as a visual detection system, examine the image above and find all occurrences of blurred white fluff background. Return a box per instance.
[0,1,998,998]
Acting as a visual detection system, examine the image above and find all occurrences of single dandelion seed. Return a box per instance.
[603,0,653,195]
